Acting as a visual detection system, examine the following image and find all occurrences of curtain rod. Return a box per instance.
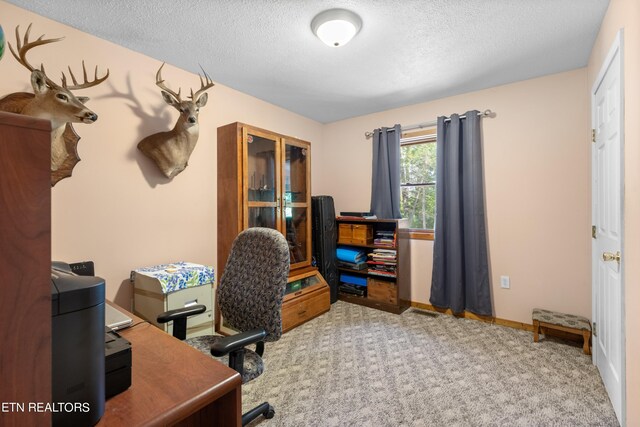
[364,109,494,139]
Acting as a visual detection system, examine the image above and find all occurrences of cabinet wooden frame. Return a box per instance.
[217,122,326,334]
[282,267,330,332]
[219,122,312,272]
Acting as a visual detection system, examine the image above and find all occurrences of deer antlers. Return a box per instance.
[155,62,183,102]
[8,24,109,90]
[155,62,214,102]
[191,67,215,101]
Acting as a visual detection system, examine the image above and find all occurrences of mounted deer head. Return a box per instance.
[0,24,109,181]
[137,63,214,179]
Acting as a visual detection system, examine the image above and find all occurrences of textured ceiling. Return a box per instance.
[4,0,609,123]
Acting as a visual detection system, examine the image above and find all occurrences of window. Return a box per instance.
[400,129,436,230]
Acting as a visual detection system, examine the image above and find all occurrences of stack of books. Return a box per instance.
[367,249,397,278]
[373,230,395,247]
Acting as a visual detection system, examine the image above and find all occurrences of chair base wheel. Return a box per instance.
[265,405,275,419]
[242,402,274,425]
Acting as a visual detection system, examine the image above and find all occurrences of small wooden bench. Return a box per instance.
[532,308,592,355]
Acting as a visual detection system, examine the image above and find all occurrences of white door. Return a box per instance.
[592,30,624,424]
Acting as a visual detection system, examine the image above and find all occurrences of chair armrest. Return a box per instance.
[157,304,206,324]
[157,304,206,340]
[210,329,267,357]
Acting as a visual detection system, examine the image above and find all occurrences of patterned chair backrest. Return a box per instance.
[218,227,290,342]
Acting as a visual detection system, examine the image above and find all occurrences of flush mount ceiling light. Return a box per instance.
[311,9,362,47]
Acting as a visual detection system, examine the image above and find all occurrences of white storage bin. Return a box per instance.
[132,262,215,339]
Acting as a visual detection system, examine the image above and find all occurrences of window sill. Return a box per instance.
[398,229,434,241]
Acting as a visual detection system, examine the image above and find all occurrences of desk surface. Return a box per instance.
[98,309,242,426]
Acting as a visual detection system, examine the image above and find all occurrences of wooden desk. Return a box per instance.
[99,310,241,426]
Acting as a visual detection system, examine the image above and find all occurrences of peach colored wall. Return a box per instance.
[0,1,324,308]
[588,0,640,424]
[319,69,591,325]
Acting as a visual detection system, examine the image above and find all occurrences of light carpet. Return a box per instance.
[242,301,618,426]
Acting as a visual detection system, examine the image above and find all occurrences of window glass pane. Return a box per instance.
[286,208,307,264]
[286,275,319,295]
[400,142,436,184]
[400,185,436,230]
[285,143,308,203]
[248,207,277,229]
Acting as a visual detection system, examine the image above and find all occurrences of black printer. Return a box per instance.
[105,327,131,398]
[51,263,105,426]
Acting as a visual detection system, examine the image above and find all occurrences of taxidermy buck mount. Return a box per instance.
[137,63,214,179]
[0,24,109,186]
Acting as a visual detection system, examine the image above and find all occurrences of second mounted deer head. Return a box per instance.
[137,63,214,179]
[0,24,109,185]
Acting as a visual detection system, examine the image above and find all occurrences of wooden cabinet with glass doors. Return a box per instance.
[217,122,329,333]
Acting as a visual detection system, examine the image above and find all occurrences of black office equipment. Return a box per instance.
[339,211,374,217]
[339,283,366,297]
[337,260,368,270]
[51,263,105,426]
[105,328,132,399]
[312,195,339,303]
[69,260,95,276]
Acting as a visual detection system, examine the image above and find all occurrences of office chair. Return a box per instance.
[157,227,290,425]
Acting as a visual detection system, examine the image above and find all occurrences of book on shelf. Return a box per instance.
[373,230,396,246]
[366,260,397,266]
[367,270,397,278]
[371,248,396,254]
[368,252,396,260]
[368,266,396,274]
[368,248,398,271]
[367,246,397,277]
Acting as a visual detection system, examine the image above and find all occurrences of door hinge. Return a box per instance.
[592,129,596,143]
[593,322,597,337]
[592,225,597,239]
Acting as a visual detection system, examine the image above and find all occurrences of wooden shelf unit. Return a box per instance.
[336,218,410,314]
[217,122,330,333]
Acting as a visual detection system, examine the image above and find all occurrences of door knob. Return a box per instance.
[602,251,621,262]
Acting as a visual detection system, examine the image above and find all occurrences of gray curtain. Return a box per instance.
[370,124,401,219]
[430,111,492,316]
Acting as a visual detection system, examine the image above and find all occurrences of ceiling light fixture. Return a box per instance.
[311,9,362,47]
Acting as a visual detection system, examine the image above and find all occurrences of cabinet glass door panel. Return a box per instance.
[286,207,308,265]
[285,273,320,295]
[246,132,278,204]
[283,142,308,203]
[243,128,281,232]
[248,207,277,229]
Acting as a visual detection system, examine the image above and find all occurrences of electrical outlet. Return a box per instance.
[500,276,510,289]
